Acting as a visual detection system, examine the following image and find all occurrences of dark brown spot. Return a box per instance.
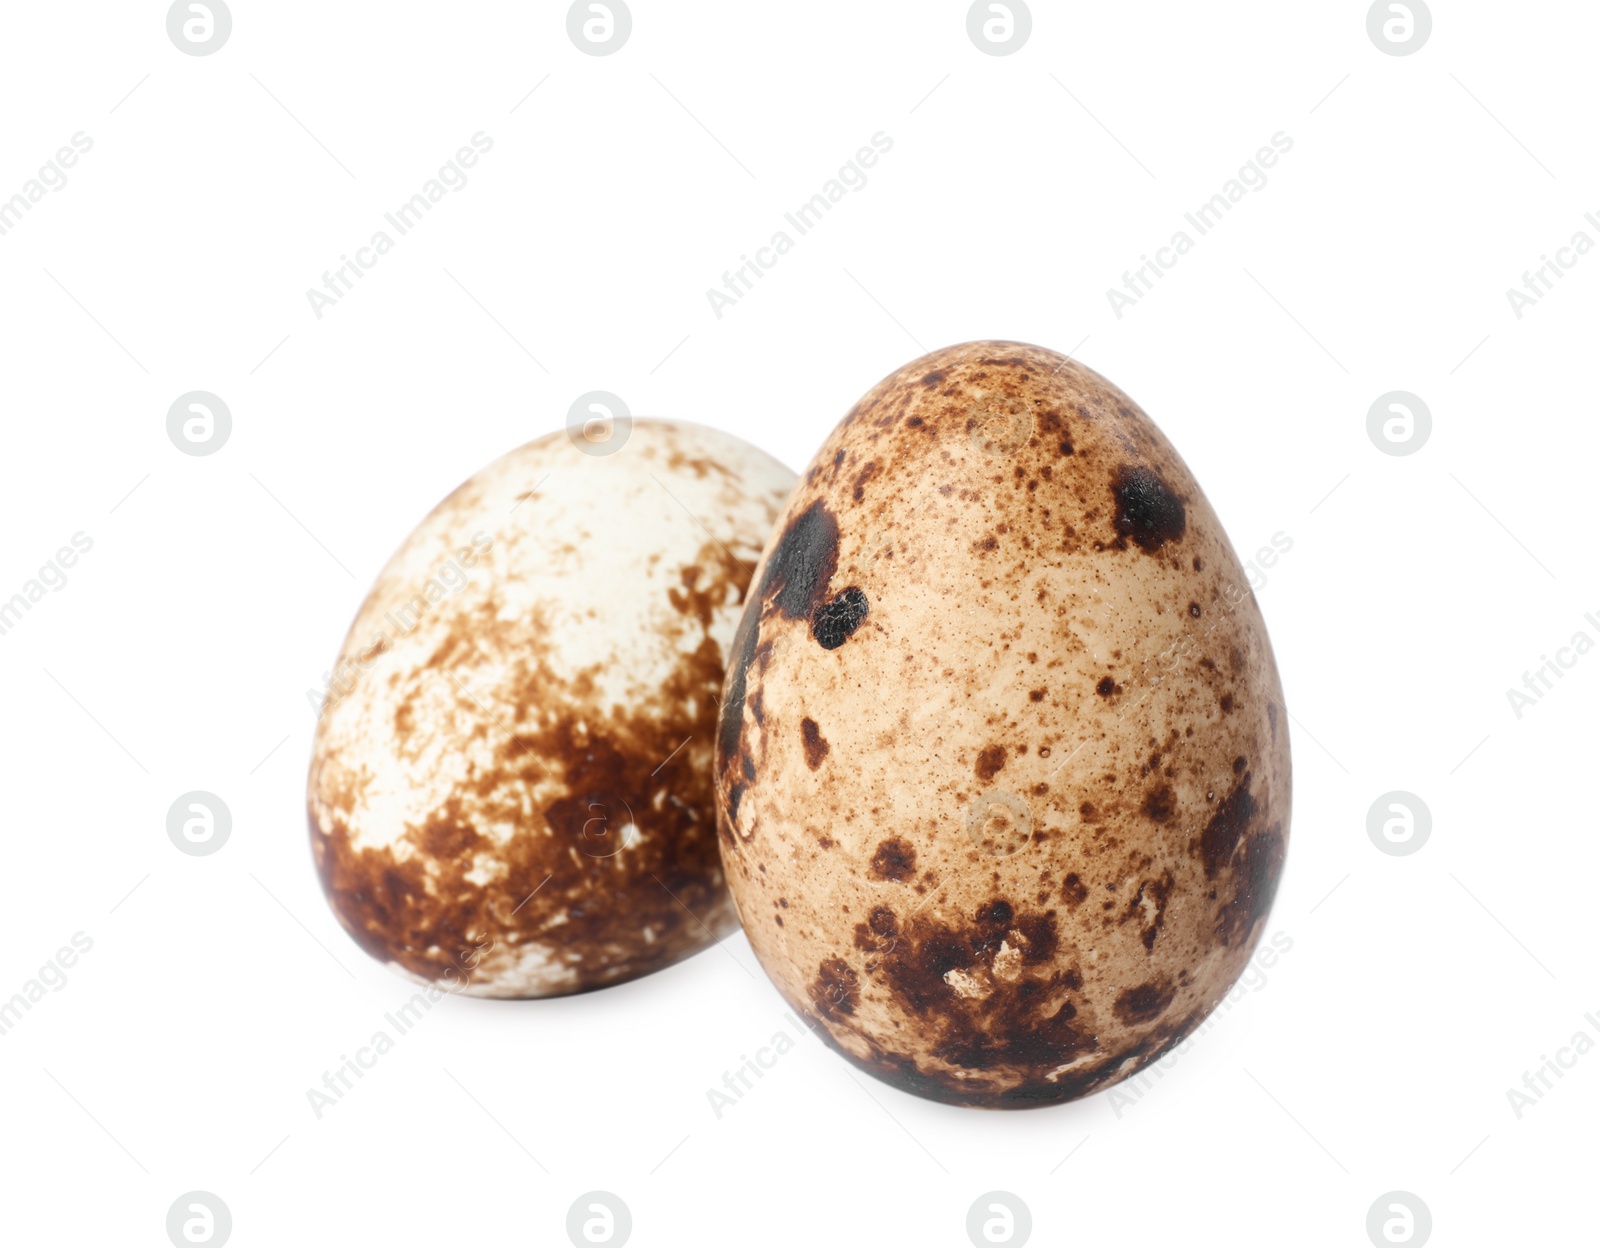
[1114,980,1176,1025]
[717,606,762,770]
[1142,783,1176,824]
[1111,464,1186,554]
[718,501,843,768]
[1120,872,1173,952]
[812,586,868,650]
[1013,912,1059,965]
[871,837,917,882]
[1188,602,1201,618]
[1241,828,1285,913]
[1029,687,1046,702]
[872,907,1093,1078]
[976,899,1014,925]
[764,499,841,621]
[1096,676,1116,697]
[1219,825,1286,943]
[800,717,830,770]
[811,958,859,1019]
[851,461,880,503]
[1199,775,1257,878]
[1061,873,1088,906]
[974,745,1006,782]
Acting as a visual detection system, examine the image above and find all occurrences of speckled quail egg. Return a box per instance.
[714,342,1291,1107]
[308,420,796,997]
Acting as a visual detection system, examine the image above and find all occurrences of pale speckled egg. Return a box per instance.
[714,342,1291,1107]
[308,421,796,997]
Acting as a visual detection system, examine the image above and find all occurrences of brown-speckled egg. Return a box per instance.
[308,421,796,997]
[714,342,1291,1107]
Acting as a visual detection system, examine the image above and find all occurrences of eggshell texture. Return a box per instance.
[715,342,1291,1107]
[308,421,796,997]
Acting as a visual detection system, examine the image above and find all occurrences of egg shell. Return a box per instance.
[715,342,1292,1107]
[308,421,796,997]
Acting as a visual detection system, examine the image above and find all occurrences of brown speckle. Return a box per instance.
[974,745,1007,782]
[1199,776,1257,879]
[1111,464,1186,554]
[812,586,869,650]
[1142,784,1176,824]
[764,499,841,621]
[800,717,830,770]
[811,958,860,1019]
[871,838,917,882]
[1114,980,1176,1024]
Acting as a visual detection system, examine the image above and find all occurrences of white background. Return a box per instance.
[1,2,1595,1245]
